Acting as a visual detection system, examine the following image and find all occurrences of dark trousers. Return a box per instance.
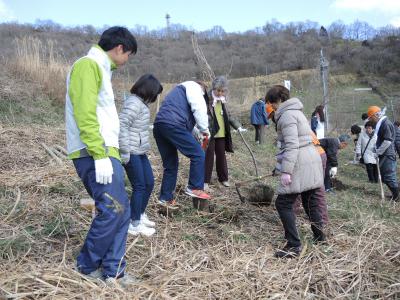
[73,157,130,278]
[294,153,329,225]
[275,189,325,248]
[124,154,154,222]
[379,156,399,195]
[324,164,332,190]
[253,125,261,142]
[365,163,378,183]
[204,137,228,183]
[153,123,205,201]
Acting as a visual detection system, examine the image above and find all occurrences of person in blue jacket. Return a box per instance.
[153,81,211,208]
[250,98,269,143]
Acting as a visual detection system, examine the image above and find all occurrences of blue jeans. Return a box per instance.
[379,156,398,190]
[124,154,154,222]
[153,123,205,201]
[73,157,130,278]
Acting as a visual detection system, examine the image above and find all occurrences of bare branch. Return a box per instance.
[191,32,215,82]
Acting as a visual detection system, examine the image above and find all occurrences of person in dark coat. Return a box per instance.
[395,121,400,158]
[367,106,398,201]
[204,76,243,190]
[250,98,269,143]
[319,134,351,192]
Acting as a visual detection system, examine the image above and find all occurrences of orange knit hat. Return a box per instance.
[367,106,381,118]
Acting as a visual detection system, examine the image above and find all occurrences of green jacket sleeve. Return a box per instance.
[68,58,107,160]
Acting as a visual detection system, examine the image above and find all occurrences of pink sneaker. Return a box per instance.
[185,187,211,199]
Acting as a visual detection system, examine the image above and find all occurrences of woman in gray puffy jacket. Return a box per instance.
[119,74,163,237]
[266,85,325,258]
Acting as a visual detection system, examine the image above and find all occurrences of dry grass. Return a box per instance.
[10,37,68,104]
[1,123,400,299]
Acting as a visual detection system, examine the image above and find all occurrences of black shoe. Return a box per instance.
[325,188,335,194]
[388,187,399,202]
[314,238,328,245]
[274,246,302,258]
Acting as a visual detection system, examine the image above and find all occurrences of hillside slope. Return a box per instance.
[1,68,400,298]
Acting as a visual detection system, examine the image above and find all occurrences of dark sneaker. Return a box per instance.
[274,246,302,258]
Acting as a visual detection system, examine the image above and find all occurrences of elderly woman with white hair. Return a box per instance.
[204,76,244,190]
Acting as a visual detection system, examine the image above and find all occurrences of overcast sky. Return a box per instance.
[1,0,400,32]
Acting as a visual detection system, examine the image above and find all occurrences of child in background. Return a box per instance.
[356,121,378,183]
[119,74,163,236]
[311,105,325,139]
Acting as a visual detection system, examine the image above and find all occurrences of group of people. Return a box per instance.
[264,88,399,259]
[65,27,246,286]
[352,107,400,198]
[65,26,400,286]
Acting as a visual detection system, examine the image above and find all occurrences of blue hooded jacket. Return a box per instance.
[250,100,269,125]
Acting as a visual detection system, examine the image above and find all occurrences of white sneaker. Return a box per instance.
[140,213,155,227]
[204,183,214,193]
[221,181,230,187]
[105,273,138,289]
[128,222,155,236]
[87,269,103,279]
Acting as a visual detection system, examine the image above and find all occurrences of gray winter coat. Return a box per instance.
[119,95,151,159]
[275,98,324,195]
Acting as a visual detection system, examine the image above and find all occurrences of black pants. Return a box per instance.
[324,165,332,190]
[253,125,261,142]
[204,138,228,183]
[365,163,378,183]
[275,189,325,248]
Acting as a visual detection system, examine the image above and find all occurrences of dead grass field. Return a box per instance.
[1,45,400,298]
[0,121,400,299]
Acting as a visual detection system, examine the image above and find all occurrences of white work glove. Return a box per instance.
[281,173,292,186]
[329,167,337,178]
[95,157,113,184]
[201,128,210,137]
[237,127,247,132]
[192,126,204,143]
[120,153,130,165]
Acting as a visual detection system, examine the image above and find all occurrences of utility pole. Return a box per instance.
[165,14,171,37]
[320,48,329,132]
